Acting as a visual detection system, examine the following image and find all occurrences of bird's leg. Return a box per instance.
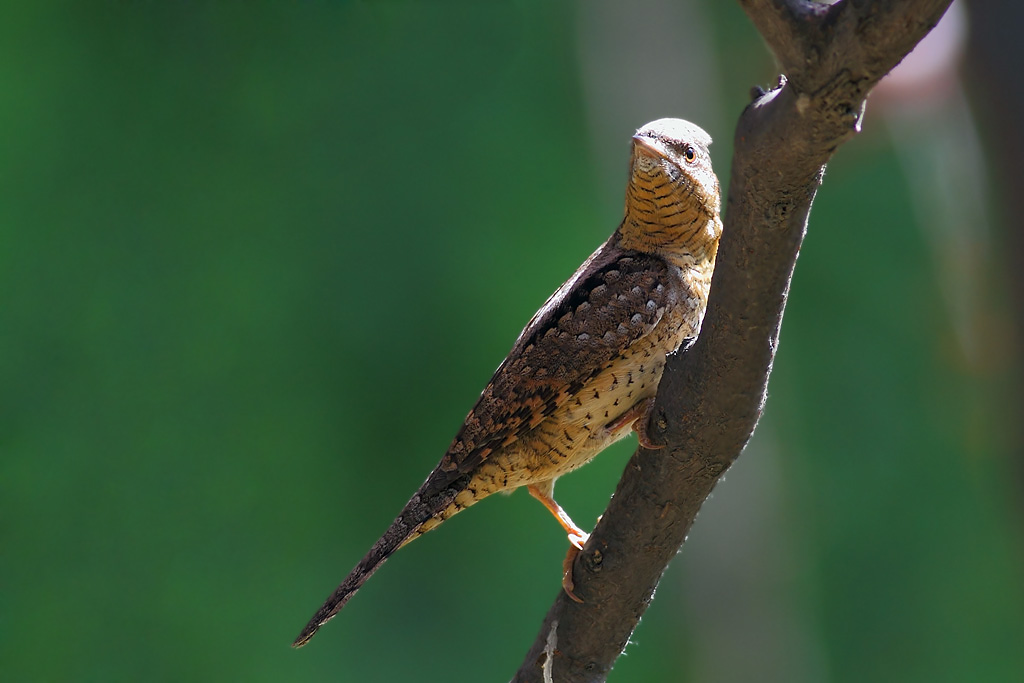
[528,483,588,602]
[606,396,664,449]
[527,483,589,549]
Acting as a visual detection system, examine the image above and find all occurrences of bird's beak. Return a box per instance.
[632,134,667,160]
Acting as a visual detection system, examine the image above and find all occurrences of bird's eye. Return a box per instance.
[683,146,697,163]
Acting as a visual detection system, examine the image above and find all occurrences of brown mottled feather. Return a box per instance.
[293,117,722,647]
[439,240,671,482]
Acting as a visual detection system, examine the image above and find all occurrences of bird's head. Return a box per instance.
[618,118,722,266]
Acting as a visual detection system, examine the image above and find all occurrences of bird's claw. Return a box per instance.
[562,546,585,603]
[631,397,665,450]
[634,419,664,450]
[563,530,588,602]
[607,397,665,449]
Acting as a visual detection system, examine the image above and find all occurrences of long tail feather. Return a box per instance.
[292,470,471,647]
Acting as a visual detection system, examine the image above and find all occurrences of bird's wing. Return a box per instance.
[436,238,674,480]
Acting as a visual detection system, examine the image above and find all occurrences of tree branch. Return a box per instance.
[512,1,952,681]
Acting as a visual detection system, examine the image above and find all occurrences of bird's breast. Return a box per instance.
[529,271,707,478]
[543,301,696,474]
[456,265,710,499]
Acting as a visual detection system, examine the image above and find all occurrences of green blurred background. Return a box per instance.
[3,2,1022,681]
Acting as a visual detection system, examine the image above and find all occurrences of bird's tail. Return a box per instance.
[292,469,472,648]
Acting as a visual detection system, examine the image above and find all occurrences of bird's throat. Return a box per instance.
[618,170,720,267]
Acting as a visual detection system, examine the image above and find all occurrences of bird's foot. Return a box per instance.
[527,483,590,601]
[563,523,588,601]
[529,484,591,547]
[607,397,664,449]
[568,529,589,550]
[562,546,585,603]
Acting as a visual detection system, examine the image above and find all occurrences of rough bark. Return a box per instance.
[512,1,953,681]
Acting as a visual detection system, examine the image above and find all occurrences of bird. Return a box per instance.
[293,117,722,648]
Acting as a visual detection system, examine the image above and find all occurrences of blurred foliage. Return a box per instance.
[2,2,1022,682]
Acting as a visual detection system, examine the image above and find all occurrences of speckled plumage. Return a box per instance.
[294,118,722,647]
